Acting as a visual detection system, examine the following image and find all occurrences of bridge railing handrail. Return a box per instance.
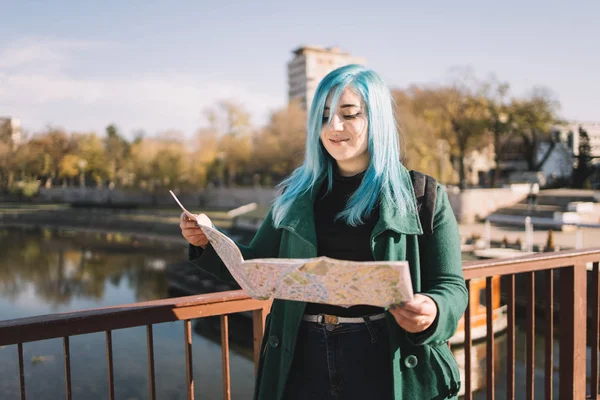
[0,248,599,399]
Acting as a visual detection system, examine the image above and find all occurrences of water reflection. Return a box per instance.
[0,226,255,399]
[0,227,182,312]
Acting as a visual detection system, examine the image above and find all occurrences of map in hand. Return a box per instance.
[170,191,414,307]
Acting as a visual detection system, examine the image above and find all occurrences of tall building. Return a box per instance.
[0,117,22,148]
[287,46,366,110]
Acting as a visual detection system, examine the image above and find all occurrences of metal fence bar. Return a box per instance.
[486,276,495,400]
[184,319,194,400]
[146,325,156,400]
[18,343,26,400]
[464,279,472,400]
[221,315,231,400]
[526,272,535,400]
[0,293,271,347]
[590,262,599,398]
[545,269,554,400]
[106,330,115,400]
[63,337,72,400]
[559,264,588,399]
[253,305,270,376]
[506,274,515,400]
[462,249,600,280]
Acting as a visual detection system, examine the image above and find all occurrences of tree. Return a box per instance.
[30,128,73,187]
[204,101,254,186]
[73,132,108,187]
[129,138,156,189]
[204,100,252,137]
[426,70,490,189]
[253,102,306,183]
[190,128,219,188]
[130,133,189,191]
[0,141,15,188]
[58,154,81,186]
[572,127,594,188]
[104,124,130,186]
[218,134,251,186]
[152,131,189,188]
[11,140,46,183]
[392,87,451,181]
[483,79,513,187]
[510,88,563,172]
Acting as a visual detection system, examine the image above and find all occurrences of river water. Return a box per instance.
[0,227,255,399]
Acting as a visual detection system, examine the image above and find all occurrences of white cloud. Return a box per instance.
[0,37,108,72]
[0,37,285,137]
[0,44,64,70]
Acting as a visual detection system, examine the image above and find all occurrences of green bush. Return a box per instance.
[9,180,41,198]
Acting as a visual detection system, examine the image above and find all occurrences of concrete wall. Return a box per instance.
[34,187,278,210]
[15,186,525,224]
[446,186,527,224]
[201,187,278,209]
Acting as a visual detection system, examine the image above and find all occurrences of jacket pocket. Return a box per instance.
[430,343,461,398]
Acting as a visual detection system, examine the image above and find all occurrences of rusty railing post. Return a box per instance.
[253,302,271,376]
[558,264,587,399]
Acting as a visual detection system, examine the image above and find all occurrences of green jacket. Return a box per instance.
[190,166,467,400]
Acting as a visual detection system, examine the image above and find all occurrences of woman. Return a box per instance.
[180,64,467,400]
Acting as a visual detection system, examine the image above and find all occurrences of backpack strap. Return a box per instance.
[409,170,438,235]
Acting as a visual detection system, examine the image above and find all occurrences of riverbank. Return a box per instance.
[0,204,233,243]
[460,221,600,251]
[4,203,600,252]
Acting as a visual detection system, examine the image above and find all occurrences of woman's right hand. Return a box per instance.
[179,212,212,248]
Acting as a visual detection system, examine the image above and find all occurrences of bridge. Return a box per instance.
[0,249,599,399]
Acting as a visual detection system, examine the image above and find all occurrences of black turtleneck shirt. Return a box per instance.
[304,169,384,318]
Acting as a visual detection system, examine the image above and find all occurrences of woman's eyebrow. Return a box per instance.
[323,104,360,111]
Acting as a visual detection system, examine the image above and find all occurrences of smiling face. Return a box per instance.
[320,87,370,176]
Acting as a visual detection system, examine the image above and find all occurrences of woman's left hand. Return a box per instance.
[388,294,438,333]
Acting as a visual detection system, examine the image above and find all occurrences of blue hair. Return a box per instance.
[272,64,416,227]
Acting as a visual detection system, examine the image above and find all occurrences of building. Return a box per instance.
[565,121,600,188]
[287,46,366,110]
[463,143,496,187]
[565,121,600,159]
[0,117,22,148]
[493,121,600,188]
[536,140,574,184]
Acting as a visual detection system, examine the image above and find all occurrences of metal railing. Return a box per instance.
[460,248,600,400]
[0,291,272,400]
[0,248,599,399]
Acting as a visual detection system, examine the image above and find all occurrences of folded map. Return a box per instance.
[170,190,414,307]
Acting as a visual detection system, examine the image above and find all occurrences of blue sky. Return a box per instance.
[1,1,598,139]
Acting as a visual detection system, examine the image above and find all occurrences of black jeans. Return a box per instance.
[283,316,394,400]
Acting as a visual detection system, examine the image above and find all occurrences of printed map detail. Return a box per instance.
[201,224,414,307]
[169,191,414,307]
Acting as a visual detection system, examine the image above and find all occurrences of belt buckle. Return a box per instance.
[317,314,338,331]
